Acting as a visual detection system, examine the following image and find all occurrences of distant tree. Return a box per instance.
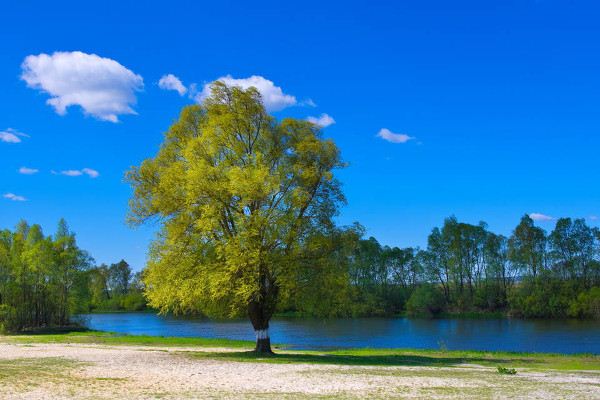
[52,219,92,325]
[481,232,513,309]
[508,215,547,279]
[549,218,594,283]
[424,227,451,301]
[88,264,110,306]
[108,260,131,295]
[127,82,347,353]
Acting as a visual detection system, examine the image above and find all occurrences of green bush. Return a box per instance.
[508,278,583,318]
[568,287,600,319]
[0,304,17,333]
[122,292,147,311]
[406,285,445,317]
[497,366,517,375]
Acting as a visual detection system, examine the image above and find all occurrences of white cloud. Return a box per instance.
[307,113,336,128]
[1,128,28,143]
[529,213,554,221]
[158,74,187,96]
[196,75,296,111]
[3,193,26,202]
[301,98,317,107]
[54,168,99,178]
[21,51,143,122]
[82,168,100,178]
[588,215,598,221]
[377,128,415,144]
[19,167,39,175]
[59,170,83,177]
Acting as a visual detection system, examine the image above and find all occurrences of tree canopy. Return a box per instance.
[127,82,350,352]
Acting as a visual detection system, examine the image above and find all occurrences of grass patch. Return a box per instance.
[1,330,254,348]
[0,357,83,381]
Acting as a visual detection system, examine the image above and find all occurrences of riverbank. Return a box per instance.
[1,332,599,399]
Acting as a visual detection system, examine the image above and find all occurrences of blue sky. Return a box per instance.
[1,0,599,271]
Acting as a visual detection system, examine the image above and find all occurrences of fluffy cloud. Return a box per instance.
[21,51,143,122]
[54,168,99,178]
[3,193,26,202]
[196,75,296,111]
[529,213,554,221]
[19,167,39,175]
[158,74,187,96]
[0,128,28,143]
[377,128,414,144]
[307,113,336,128]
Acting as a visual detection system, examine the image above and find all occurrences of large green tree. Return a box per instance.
[127,82,346,352]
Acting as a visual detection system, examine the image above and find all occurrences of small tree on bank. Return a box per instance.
[127,82,346,353]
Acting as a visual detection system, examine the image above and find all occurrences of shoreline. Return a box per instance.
[2,330,599,363]
[12,326,600,356]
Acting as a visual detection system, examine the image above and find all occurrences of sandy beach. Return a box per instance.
[1,341,599,399]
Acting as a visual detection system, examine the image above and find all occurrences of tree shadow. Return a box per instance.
[12,326,92,335]
[191,350,534,367]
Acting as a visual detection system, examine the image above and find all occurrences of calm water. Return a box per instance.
[78,313,600,354]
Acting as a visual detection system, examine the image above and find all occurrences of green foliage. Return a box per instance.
[0,219,91,332]
[497,366,517,375]
[406,285,445,317]
[345,236,421,316]
[0,304,16,333]
[127,82,348,335]
[568,287,600,319]
[121,291,147,311]
[508,215,547,279]
[86,262,147,312]
[313,213,600,319]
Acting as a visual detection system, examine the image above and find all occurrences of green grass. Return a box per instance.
[187,347,600,371]
[1,330,253,348]
[2,331,598,372]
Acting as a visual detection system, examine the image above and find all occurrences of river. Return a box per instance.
[78,313,600,354]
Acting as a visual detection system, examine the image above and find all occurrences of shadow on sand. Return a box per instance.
[190,350,534,367]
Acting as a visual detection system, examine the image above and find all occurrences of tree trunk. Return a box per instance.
[247,268,279,354]
[254,327,272,353]
[248,282,279,353]
[248,299,274,354]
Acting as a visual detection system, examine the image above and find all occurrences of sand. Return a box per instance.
[0,342,598,399]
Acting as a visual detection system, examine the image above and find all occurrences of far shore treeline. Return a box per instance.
[1,213,599,333]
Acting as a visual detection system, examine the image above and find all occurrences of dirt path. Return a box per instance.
[0,343,598,399]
